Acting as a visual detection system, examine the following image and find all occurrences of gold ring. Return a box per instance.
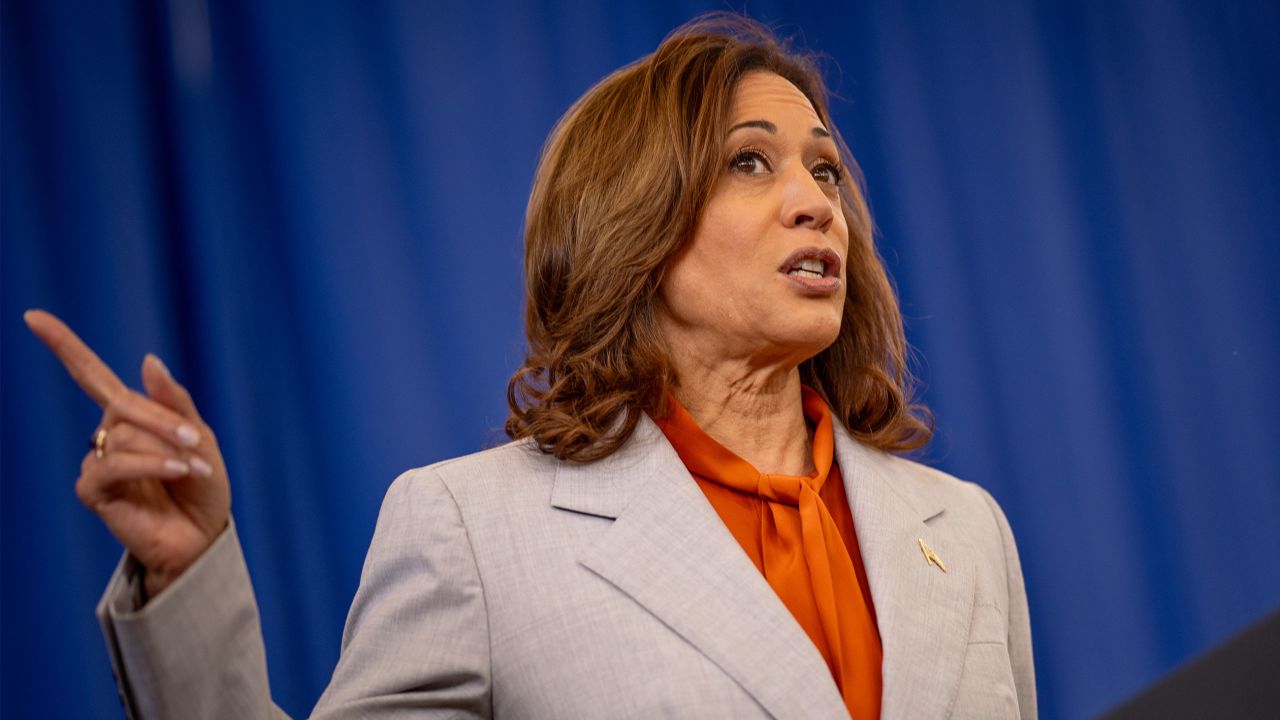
[90,427,109,459]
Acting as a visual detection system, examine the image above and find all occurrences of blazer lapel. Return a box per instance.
[554,416,849,719]
[833,428,976,720]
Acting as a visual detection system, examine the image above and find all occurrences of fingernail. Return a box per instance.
[148,354,173,379]
[176,424,200,447]
[189,456,213,478]
[164,459,190,477]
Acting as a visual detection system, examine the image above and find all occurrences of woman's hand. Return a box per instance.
[25,309,231,599]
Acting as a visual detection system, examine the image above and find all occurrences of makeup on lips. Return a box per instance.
[778,247,842,296]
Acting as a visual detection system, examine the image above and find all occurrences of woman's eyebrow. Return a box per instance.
[729,119,777,134]
[728,119,832,139]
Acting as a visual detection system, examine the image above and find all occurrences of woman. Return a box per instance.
[27,14,1035,720]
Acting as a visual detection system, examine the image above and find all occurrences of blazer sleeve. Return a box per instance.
[96,468,492,719]
[96,520,285,720]
[311,468,492,717]
[976,486,1038,719]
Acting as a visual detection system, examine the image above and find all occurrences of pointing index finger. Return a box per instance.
[24,309,128,408]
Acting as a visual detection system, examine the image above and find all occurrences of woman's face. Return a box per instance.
[658,71,849,370]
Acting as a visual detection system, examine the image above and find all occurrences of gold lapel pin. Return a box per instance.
[918,538,948,573]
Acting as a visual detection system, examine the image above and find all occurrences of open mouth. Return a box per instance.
[787,258,827,279]
[778,247,841,279]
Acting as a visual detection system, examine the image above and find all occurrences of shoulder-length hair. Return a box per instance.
[506,13,932,462]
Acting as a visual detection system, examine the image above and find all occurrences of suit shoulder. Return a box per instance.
[864,450,1012,546]
[877,452,993,509]
[428,437,558,478]
[386,437,562,512]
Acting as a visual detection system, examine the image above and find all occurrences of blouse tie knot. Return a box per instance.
[756,473,825,507]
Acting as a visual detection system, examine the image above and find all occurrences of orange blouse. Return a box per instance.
[655,387,883,720]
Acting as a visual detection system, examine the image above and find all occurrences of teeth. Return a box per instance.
[787,258,825,279]
[788,268,824,279]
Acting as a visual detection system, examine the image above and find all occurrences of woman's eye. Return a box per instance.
[812,162,844,186]
[729,150,770,175]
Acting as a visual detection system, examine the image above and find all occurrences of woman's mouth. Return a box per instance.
[779,248,843,296]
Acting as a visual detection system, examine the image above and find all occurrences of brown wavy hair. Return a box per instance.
[506,13,932,462]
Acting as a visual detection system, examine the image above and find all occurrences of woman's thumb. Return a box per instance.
[141,354,200,420]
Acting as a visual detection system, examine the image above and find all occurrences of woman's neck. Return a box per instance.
[670,360,814,476]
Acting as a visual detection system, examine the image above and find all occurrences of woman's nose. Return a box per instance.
[780,167,835,231]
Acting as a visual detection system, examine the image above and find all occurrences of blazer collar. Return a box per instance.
[831,429,975,720]
[552,416,974,720]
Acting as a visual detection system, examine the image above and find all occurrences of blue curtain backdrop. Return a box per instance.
[4,1,1278,718]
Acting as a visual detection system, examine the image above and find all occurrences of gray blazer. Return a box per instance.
[98,415,1036,719]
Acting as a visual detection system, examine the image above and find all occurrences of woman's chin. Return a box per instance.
[761,317,842,363]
